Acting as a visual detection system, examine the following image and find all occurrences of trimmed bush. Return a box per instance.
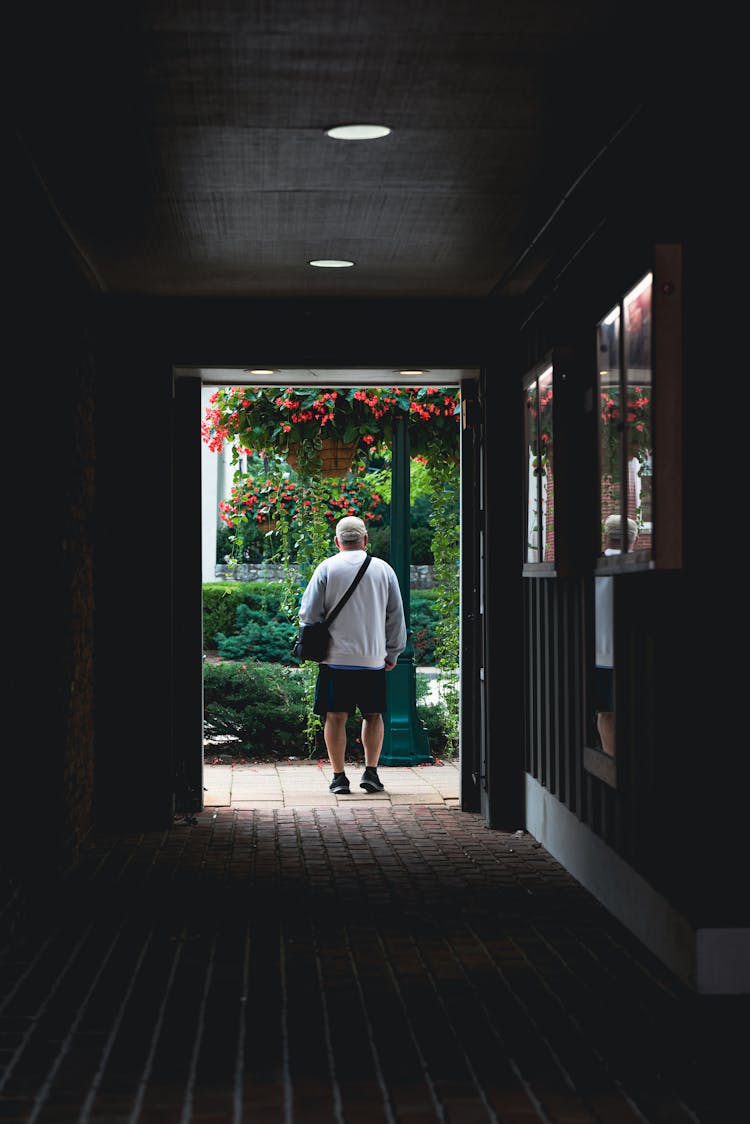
[215,605,298,663]
[204,583,448,667]
[203,581,296,652]
[203,660,454,760]
[203,661,309,757]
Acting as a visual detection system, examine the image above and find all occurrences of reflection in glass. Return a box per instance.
[597,303,621,552]
[593,272,653,759]
[597,273,653,555]
[623,273,653,559]
[524,365,554,564]
[594,516,639,757]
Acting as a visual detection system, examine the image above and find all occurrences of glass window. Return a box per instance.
[596,272,653,561]
[524,364,555,567]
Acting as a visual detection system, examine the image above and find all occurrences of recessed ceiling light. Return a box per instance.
[398,370,427,376]
[248,369,276,375]
[308,259,355,268]
[325,124,391,140]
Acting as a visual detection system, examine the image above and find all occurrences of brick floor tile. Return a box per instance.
[1,802,746,1123]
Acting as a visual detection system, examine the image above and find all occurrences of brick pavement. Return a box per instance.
[0,784,746,1122]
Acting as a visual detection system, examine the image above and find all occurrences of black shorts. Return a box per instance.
[594,666,614,711]
[313,666,387,717]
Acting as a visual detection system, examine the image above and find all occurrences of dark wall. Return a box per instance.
[513,98,748,929]
[88,295,510,830]
[4,144,98,947]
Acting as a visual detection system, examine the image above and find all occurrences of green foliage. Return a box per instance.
[215,605,298,663]
[202,386,460,469]
[216,522,268,565]
[414,700,455,759]
[423,456,461,754]
[409,591,441,664]
[362,458,433,505]
[409,527,434,565]
[358,510,434,565]
[203,660,454,760]
[203,439,460,754]
[365,523,390,561]
[219,468,388,569]
[204,583,447,667]
[203,661,310,757]
[203,581,292,650]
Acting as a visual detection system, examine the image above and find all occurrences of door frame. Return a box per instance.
[171,366,485,817]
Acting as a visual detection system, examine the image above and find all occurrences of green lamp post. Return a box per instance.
[380,413,433,765]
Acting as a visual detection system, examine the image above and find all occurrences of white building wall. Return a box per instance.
[201,387,234,583]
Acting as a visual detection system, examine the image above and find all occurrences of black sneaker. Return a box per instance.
[360,768,385,793]
[329,773,350,794]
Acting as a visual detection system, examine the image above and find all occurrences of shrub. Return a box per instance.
[409,590,441,664]
[203,661,310,757]
[204,583,449,667]
[365,523,390,561]
[410,526,434,565]
[353,520,434,565]
[413,700,452,758]
[203,661,454,760]
[203,581,291,651]
[215,606,298,663]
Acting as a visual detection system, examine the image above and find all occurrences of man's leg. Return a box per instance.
[324,711,349,773]
[361,712,384,767]
[596,710,615,757]
[360,713,386,792]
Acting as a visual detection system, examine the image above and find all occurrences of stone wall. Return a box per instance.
[214,563,437,589]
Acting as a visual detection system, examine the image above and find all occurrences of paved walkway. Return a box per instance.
[0,780,746,1122]
[203,760,461,810]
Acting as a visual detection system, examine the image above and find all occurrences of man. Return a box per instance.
[594,514,638,756]
[298,515,407,794]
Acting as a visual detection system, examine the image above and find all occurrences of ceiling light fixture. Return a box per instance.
[398,370,427,376]
[247,369,276,375]
[325,124,391,140]
[308,259,355,268]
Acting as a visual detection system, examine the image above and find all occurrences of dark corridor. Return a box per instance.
[0,803,743,1123]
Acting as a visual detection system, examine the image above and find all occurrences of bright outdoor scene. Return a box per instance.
[200,382,461,803]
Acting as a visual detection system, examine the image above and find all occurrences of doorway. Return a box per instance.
[173,366,484,818]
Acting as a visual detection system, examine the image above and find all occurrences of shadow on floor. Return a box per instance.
[1,803,746,1122]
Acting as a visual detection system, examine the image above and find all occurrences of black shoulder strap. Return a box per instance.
[324,555,372,625]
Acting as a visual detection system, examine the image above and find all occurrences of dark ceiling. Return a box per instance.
[13,1,679,303]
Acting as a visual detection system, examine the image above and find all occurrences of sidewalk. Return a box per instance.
[203,759,460,809]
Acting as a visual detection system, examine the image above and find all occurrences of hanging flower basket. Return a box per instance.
[286,437,359,478]
[201,384,461,473]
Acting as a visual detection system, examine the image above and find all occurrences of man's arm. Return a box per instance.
[298,563,328,625]
[384,573,407,667]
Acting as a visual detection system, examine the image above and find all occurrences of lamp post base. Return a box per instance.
[380,655,433,766]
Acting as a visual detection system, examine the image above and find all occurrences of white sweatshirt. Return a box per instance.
[298,548,407,668]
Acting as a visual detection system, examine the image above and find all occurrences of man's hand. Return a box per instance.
[384,659,396,671]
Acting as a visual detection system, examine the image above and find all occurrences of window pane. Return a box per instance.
[623,272,653,559]
[538,367,554,561]
[525,379,541,562]
[597,306,621,551]
[524,365,554,564]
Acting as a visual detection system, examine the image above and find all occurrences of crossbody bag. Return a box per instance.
[291,554,372,663]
